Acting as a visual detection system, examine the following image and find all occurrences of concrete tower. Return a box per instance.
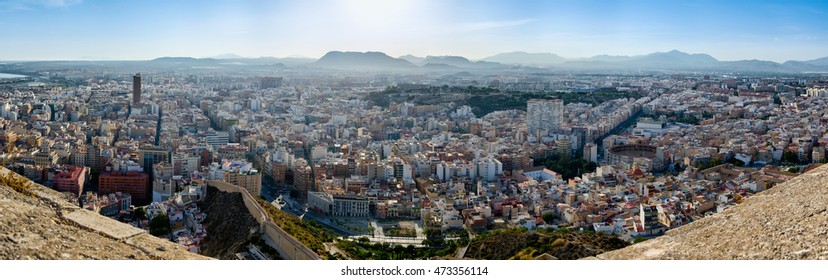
[133,73,141,104]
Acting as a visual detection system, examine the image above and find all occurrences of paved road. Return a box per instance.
[370,221,383,238]
[342,235,427,247]
[304,212,360,236]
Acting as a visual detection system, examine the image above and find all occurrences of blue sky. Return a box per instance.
[1,0,826,61]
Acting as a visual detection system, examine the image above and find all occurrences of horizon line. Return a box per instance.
[2,49,827,64]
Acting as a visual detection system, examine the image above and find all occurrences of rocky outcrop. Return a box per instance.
[197,187,263,259]
[596,164,828,260]
[0,167,211,260]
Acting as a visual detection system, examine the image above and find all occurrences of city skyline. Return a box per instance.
[1,0,827,62]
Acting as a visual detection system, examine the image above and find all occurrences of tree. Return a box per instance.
[783,151,800,164]
[134,207,146,220]
[149,214,171,236]
[725,157,745,167]
[542,212,558,224]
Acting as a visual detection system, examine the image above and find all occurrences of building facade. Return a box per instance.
[99,171,150,205]
[53,166,87,195]
[133,73,141,104]
[527,99,564,138]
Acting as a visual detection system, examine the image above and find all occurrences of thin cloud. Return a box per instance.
[0,0,82,11]
[0,1,32,10]
[39,0,82,8]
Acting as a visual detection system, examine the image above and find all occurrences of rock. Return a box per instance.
[0,167,212,260]
[596,164,828,260]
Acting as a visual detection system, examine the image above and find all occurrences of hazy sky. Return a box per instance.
[1,0,826,62]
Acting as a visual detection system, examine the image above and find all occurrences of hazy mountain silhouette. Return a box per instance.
[312,51,415,69]
[208,53,246,59]
[420,55,505,69]
[482,51,566,66]
[783,56,828,68]
[420,63,460,70]
[563,50,720,69]
[630,50,719,67]
[398,54,426,65]
[804,56,828,66]
[37,50,828,73]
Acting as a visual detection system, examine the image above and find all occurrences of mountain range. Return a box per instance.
[30,50,825,73]
[307,50,828,73]
[481,51,566,66]
[312,51,415,69]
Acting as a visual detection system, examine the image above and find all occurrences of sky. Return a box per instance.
[0,0,827,62]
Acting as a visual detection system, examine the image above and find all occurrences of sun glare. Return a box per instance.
[339,0,420,28]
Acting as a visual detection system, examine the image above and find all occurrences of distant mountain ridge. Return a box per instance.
[140,50,828,73]
[313,51,415,69]
[419,55,505,69]
[473,50,828,72]
[398,54,425,65]
[482,51,566,66]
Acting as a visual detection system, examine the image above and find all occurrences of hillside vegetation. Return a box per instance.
[335,236,468,260]
[255,197,335,259]
[364,84,643,116]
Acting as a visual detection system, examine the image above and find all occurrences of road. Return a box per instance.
[303,211,360,236]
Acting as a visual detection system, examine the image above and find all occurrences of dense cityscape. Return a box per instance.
[2,54,827,260]
[3,6,828,279]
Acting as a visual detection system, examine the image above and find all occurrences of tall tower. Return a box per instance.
[526,99,564,138]
[133,73,141,104]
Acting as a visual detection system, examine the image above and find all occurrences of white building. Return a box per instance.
[584,143,598,163]
[523,167,558,181]
[527,99,564,138]
[476,157,503,182]
[172,154,200,177]
[206,130,229,149]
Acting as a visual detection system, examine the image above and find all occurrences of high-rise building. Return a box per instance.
[294,164,313,199]
[260,77,283,89]
[476,156,503,182]
[640,204,661,232]
[584,143,598,163]
[526,99,564,138]
[271,161,287,184]
[138,145,170,174]
[133,73,141,104]
[556,138,572,159]
[152,162,175,203]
